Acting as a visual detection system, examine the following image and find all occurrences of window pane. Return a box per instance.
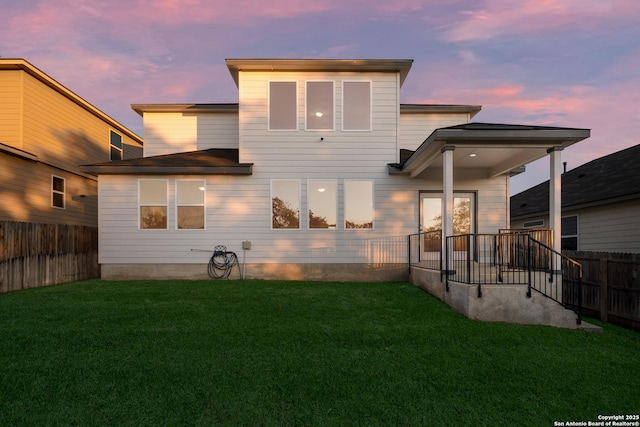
[308,180,337,229]
[306,81,334,130]
[139,180,167,204]
[345,180,373,229]
[110,130,123,149]
[562,216,578,236]
[178,206,204,229]
[562,237,578,251]
[110,146,122,161]
[453,197,471,235]
[177,180,205,204]
[52,192,64,208]
[269,81,297,130]
[52,176,64,192]
[272,180,300,229]
[422,197,441,232]
[140,206,167,229]
[343,81,371,130]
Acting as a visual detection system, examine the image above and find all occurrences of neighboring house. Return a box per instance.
[0,59,143,227]
[82,58,589,282]
[511,144,640,254]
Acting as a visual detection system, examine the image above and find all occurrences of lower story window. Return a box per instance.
[308,180,337,229]
[176,180,205,229]
[52,175,65,209]
[139,179,168,229]
[561,215,578,250]
[271,180,300,229]
[345,180,373,229]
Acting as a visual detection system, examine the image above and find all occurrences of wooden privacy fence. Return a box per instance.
[0,221,99,293]
[565,250,640,332]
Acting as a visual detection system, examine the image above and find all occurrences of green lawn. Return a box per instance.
[0,279,638,426]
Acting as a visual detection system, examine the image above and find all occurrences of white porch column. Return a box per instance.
[549,147,563,254]
[442,146,455,269]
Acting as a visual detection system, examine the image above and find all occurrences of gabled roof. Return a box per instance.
[225,58,413,87]
[511,144,640,219]
[80,149,252,175]
[0,58,143,145]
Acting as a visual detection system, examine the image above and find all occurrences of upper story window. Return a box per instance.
[139,179,168,229]
[342,81,371,131]
[110,130,123,161]
[269,81,297,130]
[51,175,65,209]
[306,81,334,131]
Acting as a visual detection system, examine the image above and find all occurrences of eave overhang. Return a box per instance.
[400,104,482,119]
[80,149,253,176]
[131,103,239,117]
[389,123,590,178]
[226,58,414,87]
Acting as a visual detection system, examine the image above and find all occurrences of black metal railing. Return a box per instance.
[442,232,582,324]
[408,230,442,272]
[524,236,583,324]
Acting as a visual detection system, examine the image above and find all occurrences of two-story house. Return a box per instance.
[82,58,590,286]
[0,58,143,227]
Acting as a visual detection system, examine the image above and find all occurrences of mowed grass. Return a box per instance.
[0,279,638,426]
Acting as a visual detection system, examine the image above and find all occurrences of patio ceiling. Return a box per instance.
[389,123,591,178]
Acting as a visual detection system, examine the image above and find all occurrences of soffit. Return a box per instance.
[391,123,591,178]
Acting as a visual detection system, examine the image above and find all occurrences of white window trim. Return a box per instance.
[138,179,169,230]
[305,80,335,131]
[341,80,372,131]
[51,175,65,209]
[344,179,375,230]
[110,129,123,161]
[175,179,206,230]
[270,179,302,230]
[268,80,298,131]
[307,179,338,231]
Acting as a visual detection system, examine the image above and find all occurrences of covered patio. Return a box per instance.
[389,122,593,329]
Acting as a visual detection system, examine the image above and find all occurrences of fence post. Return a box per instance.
[599,258,608,322]
[526,235,532,298]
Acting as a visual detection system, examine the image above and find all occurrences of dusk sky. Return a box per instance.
[2,0,638,195]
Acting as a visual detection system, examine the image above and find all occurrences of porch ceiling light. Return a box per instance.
[469,153,477,157]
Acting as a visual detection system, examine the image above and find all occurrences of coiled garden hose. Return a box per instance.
[208,245,239,279]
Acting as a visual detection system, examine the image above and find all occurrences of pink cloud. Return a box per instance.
[442,0,640,42]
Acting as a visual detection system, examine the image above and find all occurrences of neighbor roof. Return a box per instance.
[0,58,143,145]
[511,144,640,219]
[80,148,252,175]
[225,58,414,87]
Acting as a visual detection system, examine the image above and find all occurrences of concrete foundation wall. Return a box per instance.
[409,267,584,329]
[408,267,445,301]
[101,263,409,282]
